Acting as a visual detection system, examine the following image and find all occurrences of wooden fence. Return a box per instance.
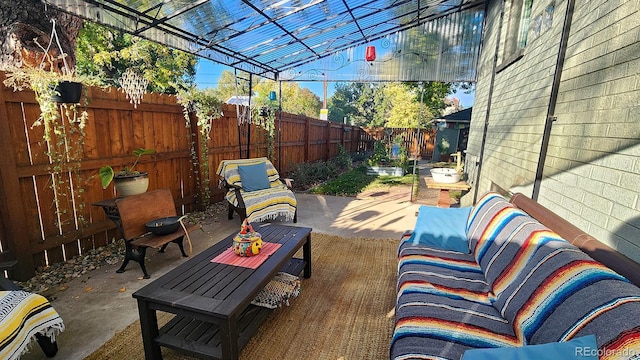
[362,127,436,160]
[0,79,370,280]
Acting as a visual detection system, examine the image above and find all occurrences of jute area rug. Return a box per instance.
[86,233,398,360]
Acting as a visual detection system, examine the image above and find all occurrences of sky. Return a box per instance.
[194,59,475,108]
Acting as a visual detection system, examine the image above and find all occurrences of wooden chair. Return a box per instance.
[0,261,61,358]
[114,189,200,279]
[217,158,297,223]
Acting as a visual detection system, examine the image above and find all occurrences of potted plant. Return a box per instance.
[437,138,450,162]
[99,148,156,196]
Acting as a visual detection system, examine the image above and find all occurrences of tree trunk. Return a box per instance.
[0,0,82,71]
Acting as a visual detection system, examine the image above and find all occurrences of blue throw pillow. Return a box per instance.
[238,163,270,192]
[408,206,472,253]
[461,335,598,360]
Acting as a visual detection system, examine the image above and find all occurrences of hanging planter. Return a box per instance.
[51,81,83,103]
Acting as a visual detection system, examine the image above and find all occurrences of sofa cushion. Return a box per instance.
[466,192,516,261]
[481,222,568,298]
[392,292,522,360]
[461,335,598,360]
[466,192,561,297]
[493,242,640,350]
[407,206,472,253]
[398,243,493,305]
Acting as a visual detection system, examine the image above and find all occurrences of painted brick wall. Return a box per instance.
[464,0,500,199]
[468,0,640,262]
[538,0,640,262]
[466,0,565,201]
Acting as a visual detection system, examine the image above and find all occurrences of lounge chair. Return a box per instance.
[217,157,297,223]
[0,261,63,358]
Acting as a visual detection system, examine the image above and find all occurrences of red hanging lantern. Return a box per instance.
[365,46,376,62]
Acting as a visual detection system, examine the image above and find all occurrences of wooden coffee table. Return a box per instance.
[132,224,312,360]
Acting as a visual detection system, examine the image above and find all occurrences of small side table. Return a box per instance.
[426,178,471,207]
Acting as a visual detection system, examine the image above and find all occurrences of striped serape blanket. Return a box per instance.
[0,290,64,360]
[217,158,297,223]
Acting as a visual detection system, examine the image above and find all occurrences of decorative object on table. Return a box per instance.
[251,272,301,309]
[233,219,263,257]
[99,148,156,196]
[145,216,181,235]
[119,68,149,108]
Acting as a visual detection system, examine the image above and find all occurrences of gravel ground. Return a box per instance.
[17,202,227,295]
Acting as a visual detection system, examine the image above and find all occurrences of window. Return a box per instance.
[504,0,534,60]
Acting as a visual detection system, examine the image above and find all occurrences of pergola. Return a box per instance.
[45,0,487,83]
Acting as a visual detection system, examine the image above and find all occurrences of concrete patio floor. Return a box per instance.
[18,159,462,359]
[21,182,428,360]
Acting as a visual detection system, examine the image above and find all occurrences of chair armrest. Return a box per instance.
[280,178,294,189]
[0,260,22,291]
[222,181,246,208]
[0,260,18,271]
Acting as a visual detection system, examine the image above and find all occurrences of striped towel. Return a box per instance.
[217,158,297,223]
[0,291,64,360]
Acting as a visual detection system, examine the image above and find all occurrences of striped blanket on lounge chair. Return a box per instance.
[217,158,296,223]
[0,291,64,360]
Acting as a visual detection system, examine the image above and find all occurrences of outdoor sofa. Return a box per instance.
[391,191,640,359]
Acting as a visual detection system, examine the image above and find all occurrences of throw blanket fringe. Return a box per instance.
[0,291,65,360]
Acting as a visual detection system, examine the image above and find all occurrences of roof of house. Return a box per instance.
[438,107,472,122]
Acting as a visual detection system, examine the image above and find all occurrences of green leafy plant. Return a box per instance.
[3,44,99,227]
[366,140,409,172]
[176,87,223,204]
[99,148,156,189]
[437,137,450,154]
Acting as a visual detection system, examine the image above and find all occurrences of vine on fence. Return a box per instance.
[251,104,278,161]
[176,87,223,206]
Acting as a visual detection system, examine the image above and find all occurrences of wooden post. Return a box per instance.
[304,117,311,162]
[189,111,206,210]
[326,121,331,161]
[0,81,35,280]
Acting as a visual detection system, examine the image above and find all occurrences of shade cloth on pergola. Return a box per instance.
[45,0,487,82]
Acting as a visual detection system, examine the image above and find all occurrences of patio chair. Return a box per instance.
[0,261,63,358]
[217,157,297,223]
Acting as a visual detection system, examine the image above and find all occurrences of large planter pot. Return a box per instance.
[51,81,83,103]
[113,172,149,196]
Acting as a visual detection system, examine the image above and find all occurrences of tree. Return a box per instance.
[328,83,378,126]
[76,22,197,94]
[0,0,81,70]
[216,72,321,118]
[328,81,450,128]
[213,69,251,102]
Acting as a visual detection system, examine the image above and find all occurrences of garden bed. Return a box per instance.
[366,166,405,177]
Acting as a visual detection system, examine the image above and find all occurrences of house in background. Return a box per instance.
[433,107,472,162]
[465,0,640,263]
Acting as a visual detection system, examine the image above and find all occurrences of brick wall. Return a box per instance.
[466,0,565,199]
[538,0,640,262]
[468,0,640,262]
